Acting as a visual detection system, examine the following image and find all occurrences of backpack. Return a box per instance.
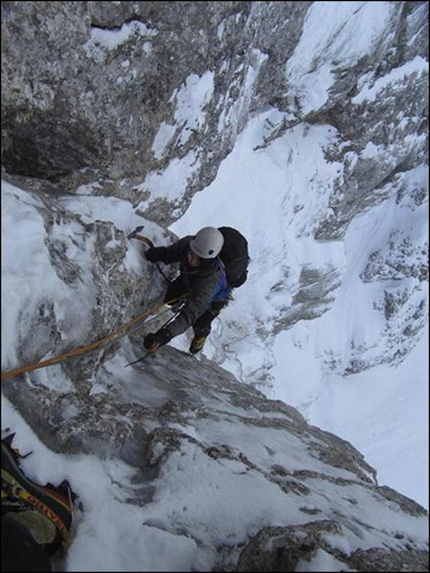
[218,227,249,288]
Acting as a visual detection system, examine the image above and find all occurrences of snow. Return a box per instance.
[284,1,395,115]
[152,71,215,158]
[83,21,158,64]
[135,151,200,208]
[352,55,428,104]
[169,108,428,511]
[1,2,428,571]
[2,134,428,571]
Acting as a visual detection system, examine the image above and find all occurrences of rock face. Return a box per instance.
[1,175,428,569]
[2,2,427,224]
[2,2,428,377]
[2,342,428,572]
[1,182,428,571]
[3,1,284,203]
[236,521,429,572]
[1,4,428,570]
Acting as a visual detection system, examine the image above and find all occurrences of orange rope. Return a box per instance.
[1,232,175,381]
[1,301,165,381]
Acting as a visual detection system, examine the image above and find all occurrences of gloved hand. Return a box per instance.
[145,247,162,262]
[143,328,172,351]
[211,299,230,313]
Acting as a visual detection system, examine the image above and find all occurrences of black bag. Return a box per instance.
[218,227,249,288]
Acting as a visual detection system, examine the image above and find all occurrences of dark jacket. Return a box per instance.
[148,236,224,338]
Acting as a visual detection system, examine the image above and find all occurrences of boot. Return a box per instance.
[189,335,206,355]
[1,437,75,557]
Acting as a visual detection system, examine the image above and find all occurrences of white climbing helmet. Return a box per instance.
[190,227,224,259]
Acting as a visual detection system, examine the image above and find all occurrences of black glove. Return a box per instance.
[211,299,229,313]
[143,328,172,351]
[145,247,162,262]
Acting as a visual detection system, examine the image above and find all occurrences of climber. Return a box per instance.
[143,226,233,355]
[1,434,76,572]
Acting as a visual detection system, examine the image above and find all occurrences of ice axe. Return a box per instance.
[127,225,144,240]
[127,226,170,283]
[127,226,154,248]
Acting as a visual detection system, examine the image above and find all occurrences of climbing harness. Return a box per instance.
[124,300,185,367]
